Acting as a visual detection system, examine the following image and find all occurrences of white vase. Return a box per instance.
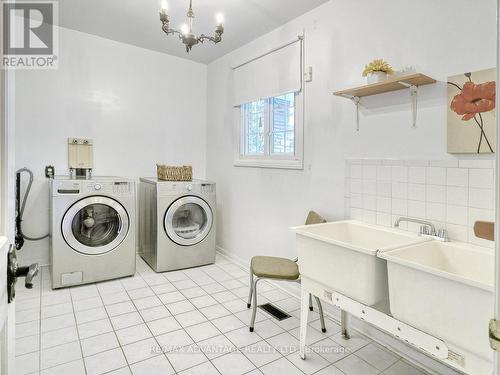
[366,71,387,84]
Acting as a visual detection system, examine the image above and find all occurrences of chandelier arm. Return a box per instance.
[198,34,222,44]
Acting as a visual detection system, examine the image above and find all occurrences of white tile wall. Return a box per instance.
[345,159,495,248]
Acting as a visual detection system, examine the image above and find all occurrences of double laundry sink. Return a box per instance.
[293,220,494,372]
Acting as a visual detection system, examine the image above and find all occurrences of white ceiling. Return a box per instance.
[53,0,328,64]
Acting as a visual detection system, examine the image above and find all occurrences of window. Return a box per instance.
[236,92,303,169]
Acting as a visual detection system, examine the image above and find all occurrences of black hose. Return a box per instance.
[16,168,49,241]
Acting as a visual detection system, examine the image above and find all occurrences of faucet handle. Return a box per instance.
[420,225,429,235]
[437,229,449,241]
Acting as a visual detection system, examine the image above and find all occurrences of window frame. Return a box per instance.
[234,91,304,170]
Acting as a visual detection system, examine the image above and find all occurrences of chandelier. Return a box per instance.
[159,0,224,53]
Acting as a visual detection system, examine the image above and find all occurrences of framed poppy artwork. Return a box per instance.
[447,68,496,154]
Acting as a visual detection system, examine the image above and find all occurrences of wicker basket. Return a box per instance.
[156,165,193,181]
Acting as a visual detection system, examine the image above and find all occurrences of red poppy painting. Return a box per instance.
[447,68,496,153]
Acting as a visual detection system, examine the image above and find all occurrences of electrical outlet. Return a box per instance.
[304,66,313,82]
[45,166,55,179]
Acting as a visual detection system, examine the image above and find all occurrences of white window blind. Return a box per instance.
[232,38,302,107]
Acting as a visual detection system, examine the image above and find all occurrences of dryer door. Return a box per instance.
[164,196,213,246]
[62,196,129,255]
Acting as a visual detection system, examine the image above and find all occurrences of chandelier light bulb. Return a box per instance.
[160,0,168,13]
[180,23,189,35]
[216,13,224,25]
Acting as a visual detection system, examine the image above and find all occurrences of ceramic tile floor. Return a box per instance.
[14,254,429,375]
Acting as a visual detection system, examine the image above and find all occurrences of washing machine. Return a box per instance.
[138,178,216,272]
[50,176,136,288]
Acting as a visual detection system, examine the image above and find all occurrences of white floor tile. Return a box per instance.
[178,361,220,375]
[181,286,208,299]
[211,315,246,333]
[130,354,175,375]
[334,354,379,375]
[287,350,330,375]
[250,319,284,339]
[314,364,345,375]
[16,320,40,338]
[202,283,226,294]
[221,299,248,314]
[311,338,348,364]
[151,283,177,295]
[166,344,209,372]
[101,291,131,305]
[198,334,236,359]
[41,325,79,349]
[127,287,154,300]
[105,366,132,375]
[147,316,182,336]
[330,331,371,353]
[199,304,232,320]
[106,301,137,317]
[211,350,256,375]
[184,321,221,342]
[133,295,162,310]
[41,341,82,370]
[225,326,263,348]
[156,328,194,351]
[122,338,162,364]
[81,332,120,357]
[382,360,427,375]
[70,284,99,301]
[139,305,171,322]
[355,342,399,371]
[16,350,39,375]
[176,310,208,327]
[121,276,148,291]
[116,323,152,346]
[266,332,300,356]
[190,294,218,309]
[40,359,86,375]
[111,311,144,330]
[16,334,39,355]
[78,318,114,339]
[73,296,103,312]
[41,313,75,333]
[41,302,73,319]
[158,291,186,304]
[75,306,108,324]
[212,290,239,303]
[167,299,197,315]
[84,348,128,375]
[241,340,282,367]
[172,279,197,290]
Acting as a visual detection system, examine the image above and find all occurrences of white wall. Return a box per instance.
[16,26,207,266]
[206,0,497,265]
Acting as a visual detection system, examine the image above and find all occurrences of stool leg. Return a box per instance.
[249,278,259,332]
[314,296,326,333]
[247,271,254,308]
[308,293,313,311]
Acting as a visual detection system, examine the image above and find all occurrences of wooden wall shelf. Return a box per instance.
[333,73,437,130]
[333,73,436,98]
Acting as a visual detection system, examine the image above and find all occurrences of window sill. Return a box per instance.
[234,158,303,170]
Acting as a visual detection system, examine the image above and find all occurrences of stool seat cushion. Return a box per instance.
[251,256,300,280]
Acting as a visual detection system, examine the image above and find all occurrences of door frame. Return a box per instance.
[495,1,500,374]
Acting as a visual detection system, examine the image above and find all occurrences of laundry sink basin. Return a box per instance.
[293,220,427,306]
[379,241,494,372]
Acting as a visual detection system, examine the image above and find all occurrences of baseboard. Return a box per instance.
[216,246,463,375]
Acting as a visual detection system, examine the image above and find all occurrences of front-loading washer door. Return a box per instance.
[164,196,213,246]
[62,196,129,255]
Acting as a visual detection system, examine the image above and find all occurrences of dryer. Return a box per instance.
[138,178,216,272]
[50,176,136,288]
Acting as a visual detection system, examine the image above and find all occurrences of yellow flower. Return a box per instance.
[362,59,394,77]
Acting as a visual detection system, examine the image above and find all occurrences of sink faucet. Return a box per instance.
[394,217,449,242]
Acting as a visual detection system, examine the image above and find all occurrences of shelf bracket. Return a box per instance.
[340,94,361,131]
[398,82,418,127]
